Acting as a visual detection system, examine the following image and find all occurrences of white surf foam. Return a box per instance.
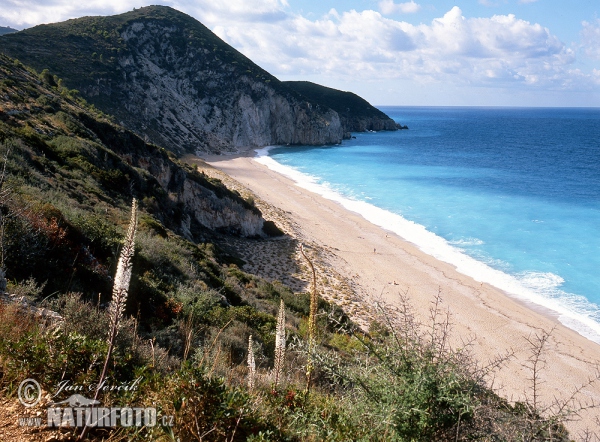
[254,147,600,344]
[449,238,485,247]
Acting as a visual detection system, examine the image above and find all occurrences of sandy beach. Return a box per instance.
[192,152,600,436]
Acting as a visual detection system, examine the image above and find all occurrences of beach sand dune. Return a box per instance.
[193,153,600,437]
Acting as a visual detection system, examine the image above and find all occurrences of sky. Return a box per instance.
[2,0,600,107]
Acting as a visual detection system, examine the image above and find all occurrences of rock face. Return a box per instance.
[284,81,403,134]
[0,6,344,155]
[133,152,265,238]
[79,114,266,237]
[112,18,344,154]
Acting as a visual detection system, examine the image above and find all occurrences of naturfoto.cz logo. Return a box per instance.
[17,378,174,429]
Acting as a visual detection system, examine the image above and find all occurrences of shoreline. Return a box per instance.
[199,150,600,435]
[251,147,600,345]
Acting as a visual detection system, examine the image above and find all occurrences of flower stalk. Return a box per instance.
[273,298,286,388]
[248,335,256,391]
[79,198,137,440]
[300,244,318,393]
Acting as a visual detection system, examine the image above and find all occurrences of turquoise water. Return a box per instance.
[256,107,600,343]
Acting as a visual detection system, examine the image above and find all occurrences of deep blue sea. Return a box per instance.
[255,107,600,344]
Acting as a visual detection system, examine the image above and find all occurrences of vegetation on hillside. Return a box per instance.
[0,54,593,441]
[0,6,280,94]
[284,81,402,131]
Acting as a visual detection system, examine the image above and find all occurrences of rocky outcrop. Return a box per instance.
[0,293,63,324]
[0,6,344,155]
[180,179,264,237]
[77,113,267,238]
[131,151,264,237]
[284,81,405,135]
[112,32,344,154]
[341,115,402,132]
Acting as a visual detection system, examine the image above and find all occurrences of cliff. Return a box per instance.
[0,6,344,154]
[77,113,266,237]
[284,81,404,134]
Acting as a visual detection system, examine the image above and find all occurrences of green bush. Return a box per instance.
[70,210,122,258]
[163,365,273,441]
[0,302,106,387]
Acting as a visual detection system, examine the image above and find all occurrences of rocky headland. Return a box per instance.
[284,80,405,136]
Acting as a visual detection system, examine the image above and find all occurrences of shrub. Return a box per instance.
[310,293,495,441]
[0,300,106,388]
[161,365,272,441]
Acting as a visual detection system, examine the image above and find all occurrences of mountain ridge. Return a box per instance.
[0,6,401,155]
[0,26,17,36]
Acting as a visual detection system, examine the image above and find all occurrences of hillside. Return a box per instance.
[0,6,406,155]
[0,53,580,442]
[0,52,281,303]
[0,6,347,154]
[285,81,405,132]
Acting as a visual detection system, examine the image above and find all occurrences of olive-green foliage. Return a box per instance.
[348,337,480,441]
[0,52,269,311]
[314,299,484,441]
[0,301,107,388]
[157,364,276,441]
[0,197,112,296]
[69,210,122,257]
[0,288,573,442]
[6,277,45,301]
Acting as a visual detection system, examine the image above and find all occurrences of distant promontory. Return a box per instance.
[284,81,405,137]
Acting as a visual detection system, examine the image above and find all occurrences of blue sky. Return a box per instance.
[2,0,600,106]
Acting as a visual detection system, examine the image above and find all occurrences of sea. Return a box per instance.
[255,106,600,344]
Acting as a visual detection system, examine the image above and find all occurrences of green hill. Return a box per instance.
[0,6,280,98]
[0,52,281,311]
[0,6,345,153]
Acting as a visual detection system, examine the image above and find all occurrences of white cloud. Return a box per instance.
[0,0,291,29]
[0,0,138,28]
[181,0,290,25]
[213,5,580,92]
[1,1,596,102]
[478,0,512,6]
[581,19,600,60]
[378,0,420,15]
